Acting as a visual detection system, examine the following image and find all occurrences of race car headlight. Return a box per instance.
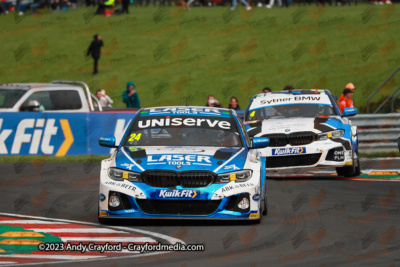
[216,170,253,183]
[317,130,344,140]
[108,168,142,182]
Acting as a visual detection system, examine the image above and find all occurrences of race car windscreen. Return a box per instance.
[123,115,243,147]
[247,95,337,120]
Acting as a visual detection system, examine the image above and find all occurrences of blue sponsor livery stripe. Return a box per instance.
[122,149,145,172]
[213,148,245,173]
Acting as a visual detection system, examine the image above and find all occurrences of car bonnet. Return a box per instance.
[114,146,248,174]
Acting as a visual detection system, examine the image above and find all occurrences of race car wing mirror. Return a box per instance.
[251,137,270,149]
[99,136,117,148]
[343,108,357,117]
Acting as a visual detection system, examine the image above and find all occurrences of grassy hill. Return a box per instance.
[1,4,400,110]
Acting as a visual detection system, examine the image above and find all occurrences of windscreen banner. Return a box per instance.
[0,112,136,156]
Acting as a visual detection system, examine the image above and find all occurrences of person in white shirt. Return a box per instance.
[96,89,113,107]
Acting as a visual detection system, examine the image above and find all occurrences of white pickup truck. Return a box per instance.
[0,80,108,112]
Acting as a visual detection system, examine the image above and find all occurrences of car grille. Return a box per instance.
[262,132,316,147]
[266,153,321,168]
[136,199,221,215]
[141,170,216,188]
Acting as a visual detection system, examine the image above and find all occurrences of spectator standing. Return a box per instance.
[266,0,281,8]
[283,85,294,90]
[96,89,113,107]
[228,96,241,110]
[205,95,222,107]
[122,0,129,13]
[18,0,33,15]
[86,34,103,75]
[338,89,355,113]
[96,0,115,15]
[261,87,271,93]
[339,82,356,105]
[123,81,141,108]
[0,0,9,14]
[231,0,251,10]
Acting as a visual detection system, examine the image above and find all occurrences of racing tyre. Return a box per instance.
[336,152,360,177]
[252,186,268,224]
[98,206,108,224]
[336,164,354,177]
[353,156,361,177]
[262,184,268,216]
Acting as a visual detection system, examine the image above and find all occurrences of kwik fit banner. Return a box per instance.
[0,112,136,156]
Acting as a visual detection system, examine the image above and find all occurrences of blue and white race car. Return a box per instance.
[244,89,361,177]
[98,106,270,223]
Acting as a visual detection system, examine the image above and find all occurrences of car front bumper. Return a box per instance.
[258,140,354,170]
[99,171,262,220]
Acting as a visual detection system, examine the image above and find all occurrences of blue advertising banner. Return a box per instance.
[0,112,136,156]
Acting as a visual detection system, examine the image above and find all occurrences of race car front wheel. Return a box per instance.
[353,157,361,176]
[98,205,109,224]
[252,185,268,224]
[262,184,268,216]
[336,152,361,177]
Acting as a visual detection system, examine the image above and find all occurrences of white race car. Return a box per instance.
[244,89,361,177]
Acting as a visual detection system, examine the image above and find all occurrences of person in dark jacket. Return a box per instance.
[228,96,241,110]
[122,81,141,108]
[86,34,103,75]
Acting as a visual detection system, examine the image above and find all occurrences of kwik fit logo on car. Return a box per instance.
[272,147,306,156]
[157,189,198,198]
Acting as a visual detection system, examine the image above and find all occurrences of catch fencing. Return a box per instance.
[351,114,400,153]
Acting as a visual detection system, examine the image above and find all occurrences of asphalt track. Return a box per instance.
[0,159,399,266]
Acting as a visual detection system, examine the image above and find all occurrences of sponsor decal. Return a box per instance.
[160,147,205,153]
[0,118,73,156]
[120,163,135,170]
[99,193,106,202]
[369,171,399,176]
[224,164,240,170]
[137,118,231,129]
[99,137,114,142]
[147,107,222,114]
[259,96,323,105]
[272,147,306,156]
[249,213,260,219]
[104,181,136,192]
[253,194,260,201]
[147,154,212,166]
[221,182,255,193]
[333,150,344,161]
[158,189,197,198]
[122,210,135,213]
